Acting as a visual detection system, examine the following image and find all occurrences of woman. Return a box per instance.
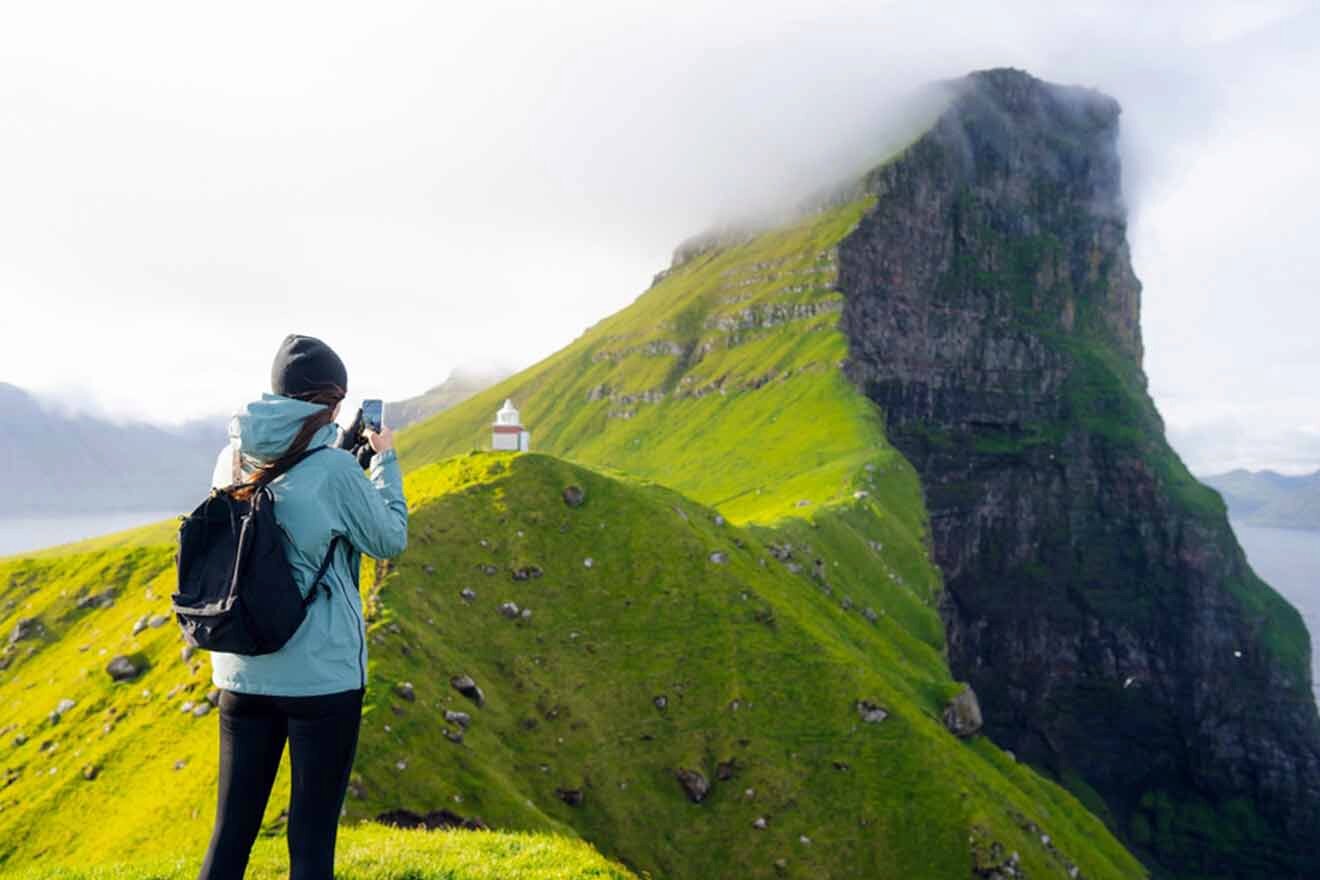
[198,334,408,880]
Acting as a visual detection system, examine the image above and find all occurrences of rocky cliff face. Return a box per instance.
[838,68,1320,878]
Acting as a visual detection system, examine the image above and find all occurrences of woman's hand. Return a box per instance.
[366,427,394,454]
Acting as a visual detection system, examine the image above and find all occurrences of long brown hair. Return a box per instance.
[232,384,345,499]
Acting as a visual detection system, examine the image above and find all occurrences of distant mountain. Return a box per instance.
[387,366,510,429]
[1204,468,1320,530]
[0,382,225,517]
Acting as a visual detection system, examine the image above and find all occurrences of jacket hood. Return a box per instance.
[230,393,339,465]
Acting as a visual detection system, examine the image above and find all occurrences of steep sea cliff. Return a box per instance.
[838,68,1320,878]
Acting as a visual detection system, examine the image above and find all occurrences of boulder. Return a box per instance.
[106,655,144,682]
[675,768,709,803]
[856,700,888,724]
[943,687,983,738]
[450,674,485,707]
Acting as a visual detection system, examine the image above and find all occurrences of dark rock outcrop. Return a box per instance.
[375,808,488,831]
[839,67,1320,878]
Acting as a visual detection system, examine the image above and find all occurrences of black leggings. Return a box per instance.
[198,687,364,880]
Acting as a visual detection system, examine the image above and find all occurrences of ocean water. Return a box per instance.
[1233,522,1320,705]
[0,511,178,557]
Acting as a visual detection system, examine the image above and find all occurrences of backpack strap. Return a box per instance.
[301,535,344,608]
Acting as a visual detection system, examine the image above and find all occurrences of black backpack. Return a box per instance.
[172,446,344,656]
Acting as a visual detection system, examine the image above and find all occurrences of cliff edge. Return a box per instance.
[839,68,1320,878]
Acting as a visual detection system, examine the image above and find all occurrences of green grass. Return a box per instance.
[2,825,635,880]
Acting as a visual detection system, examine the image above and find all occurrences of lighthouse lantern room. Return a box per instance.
[492,399,531,452]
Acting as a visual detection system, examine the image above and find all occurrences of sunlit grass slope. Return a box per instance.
[5,825,635,880]
[396,200,887,526]
[0,453,1144,879]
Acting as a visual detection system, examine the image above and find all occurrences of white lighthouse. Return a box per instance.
[491,399,531,452]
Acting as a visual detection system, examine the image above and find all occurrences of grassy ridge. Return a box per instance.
[396,201,883,525]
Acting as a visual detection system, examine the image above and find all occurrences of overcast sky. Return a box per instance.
[1,0,1316,474]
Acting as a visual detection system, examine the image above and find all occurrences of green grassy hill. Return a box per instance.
[0,191,1147,877]
[0,452,1142,879]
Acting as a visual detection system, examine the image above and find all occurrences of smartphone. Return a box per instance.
[362,399,384,433]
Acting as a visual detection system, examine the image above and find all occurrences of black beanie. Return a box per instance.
[270,334,348,399]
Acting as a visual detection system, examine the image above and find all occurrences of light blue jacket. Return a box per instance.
[208,394,408,696]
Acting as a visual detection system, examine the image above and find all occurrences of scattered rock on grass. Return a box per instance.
[444,710,471,729]
[181,645,197,663]
[81,764,98,780]
[556,787,584,807]
[675,768,709,803]
[450,674,485,707]
[192,702,212,718]
[511,565,543,581]
[131,616,150,637]
[106,655,144,682]
[563,485,586,508]
[76,589,116,610]
[709,551,728,565]
[148,614,169,628]
[653,695,668,712]
[499,602,521,619]
[394,681,416,702]
[753,816,768,829]
[856,700,889,724]
[459,588,477,602]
